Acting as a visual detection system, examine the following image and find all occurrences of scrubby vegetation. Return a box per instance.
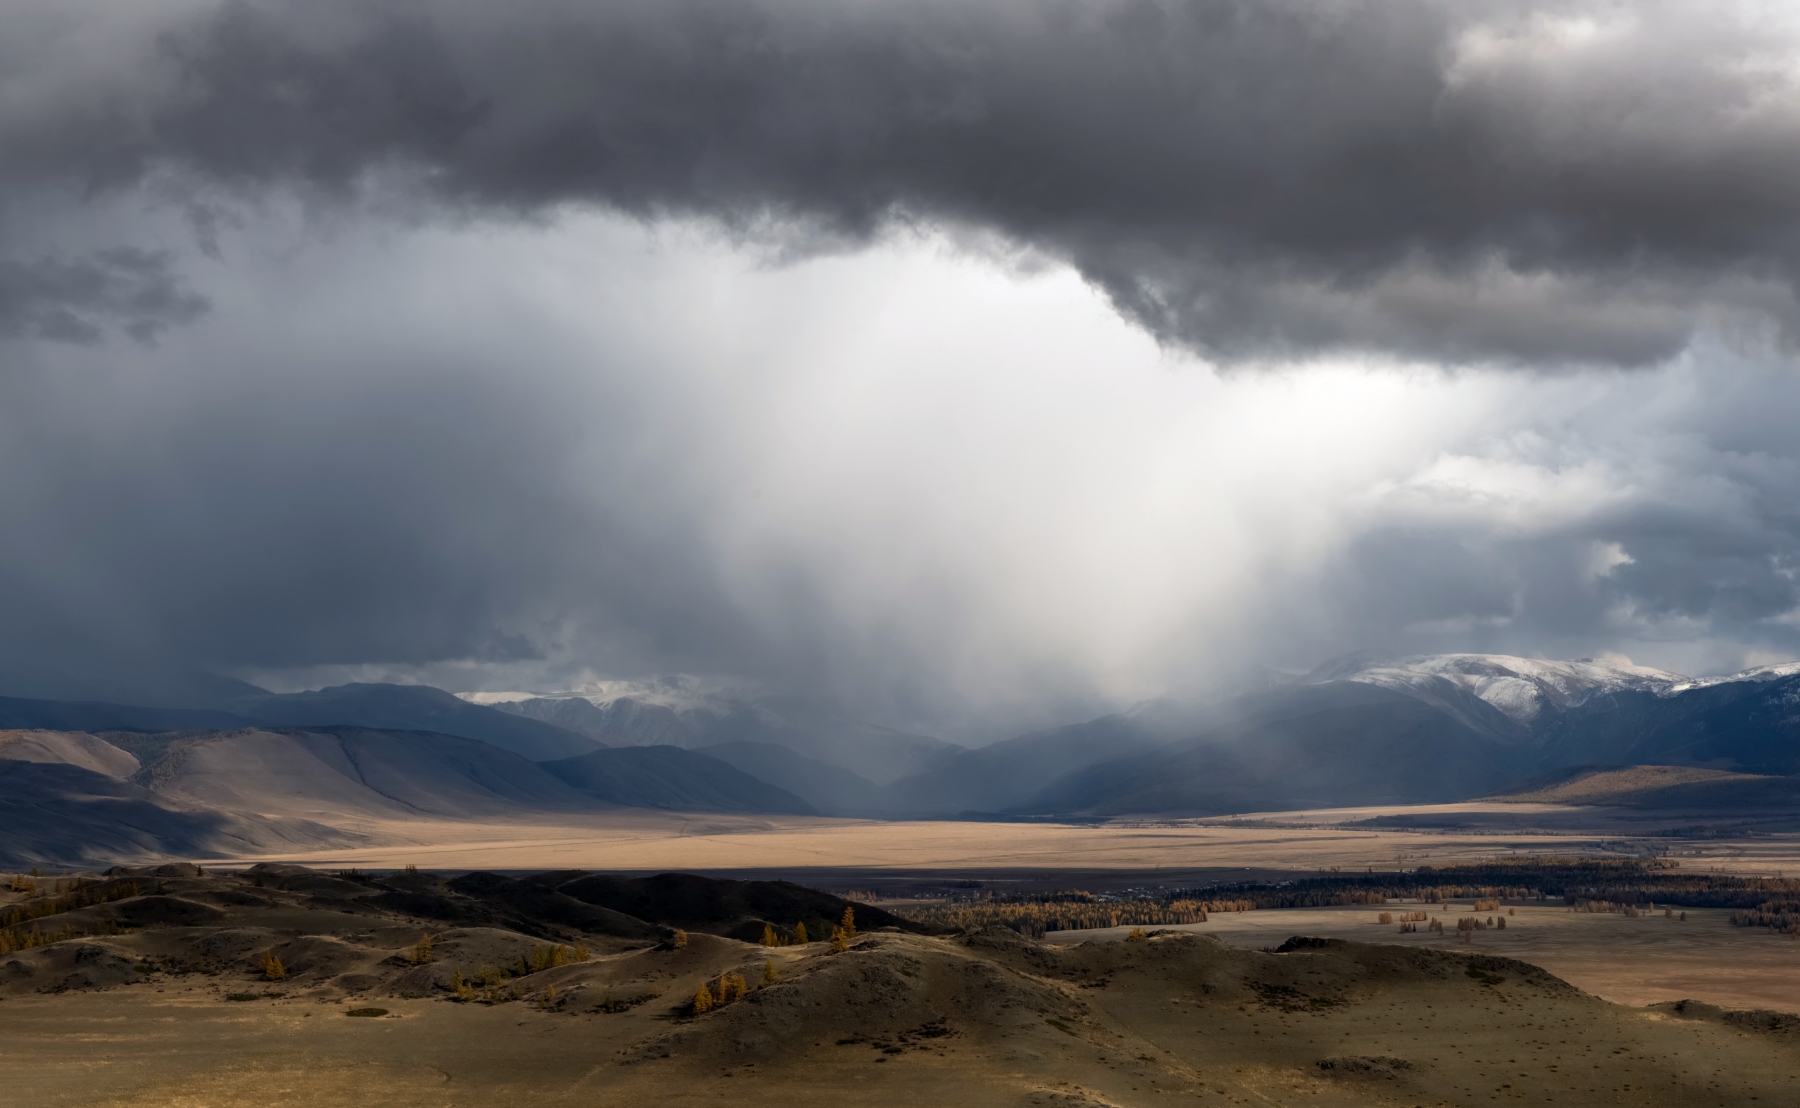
[1,876,142,929]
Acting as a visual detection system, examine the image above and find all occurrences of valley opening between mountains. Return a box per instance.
[5,654,1800,1106]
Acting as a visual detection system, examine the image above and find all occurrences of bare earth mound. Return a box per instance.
[2,866,1797,1106]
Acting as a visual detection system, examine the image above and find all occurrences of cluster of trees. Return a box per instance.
[693,971,748,1013]
[1570,899,1678,917]
[522,942,590,973]
[1376,910,1431,925]
[0,876,143,952]
[691,960,787,1014]
[0,923,78,953]
[439,943,591,1003]
[1189,857,1792,914]
[1730,899,1800,933]
[759,908,857,948]
[901,896,1216,938]
[0,876,141,930]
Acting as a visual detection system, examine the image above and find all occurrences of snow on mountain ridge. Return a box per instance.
[1668,661,1800,693]
[1327,654,1686,724]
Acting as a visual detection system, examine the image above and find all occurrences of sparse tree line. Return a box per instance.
[441,941,592,1002]
[898,897,1220,938]
[1570,899,1685,919]
[0,876,144,952]
[755,907,859,950]
[884,856,1800,937]
[1,876,142,929]
[1376,911,1430,925]
[695,909,856,1014]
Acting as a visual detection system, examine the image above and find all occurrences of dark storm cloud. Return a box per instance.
[5,0,1800,731]
[11,0,1800,365]
[0,249,207,343]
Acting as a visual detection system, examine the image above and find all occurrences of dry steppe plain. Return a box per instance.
[3,865,1800,1108]
[187,802,1800,877]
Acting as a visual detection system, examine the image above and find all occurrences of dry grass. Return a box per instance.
[4,928,1797,1108]
[1044,900,1800,1012]
[184,807,1725,874]
[1497,765,1773,804]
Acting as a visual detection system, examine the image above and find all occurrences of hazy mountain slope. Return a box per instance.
[125,728,607,820]
[0,729,143,777]
[695,741,884,815]
[0,759,233,865]
[3,727,607,824]
[228,684,602,761]
[878,710,1185,816]
[0,649,269,710]
[0,724,823,864]
[0,694,261,734]
[538,745,817,814]
[496,695,962,785]
[0,758,365,868]
[1020,682,1523,816]
[1536,672,1800,774]
[492,696,621,742]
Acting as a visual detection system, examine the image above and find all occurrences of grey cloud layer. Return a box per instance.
[11,0,1800,363]
[0,249,206,343]
[4,1,1800,734]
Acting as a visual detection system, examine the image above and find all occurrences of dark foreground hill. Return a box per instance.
[3,864,1798,1107]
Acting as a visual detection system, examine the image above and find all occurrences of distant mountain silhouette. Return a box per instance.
[696,741,884,815]
[999,655,1800,817]
[8,653,1800,856]
[224,684,602,761]
[495,695,961,784]
[0,684,603,762]
[538,745,816,815]
[0,695,262,733]
[1018,683,1524,816]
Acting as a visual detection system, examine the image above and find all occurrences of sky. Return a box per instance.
[4,0,1800,740]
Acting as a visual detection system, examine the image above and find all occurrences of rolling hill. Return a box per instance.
[0,726,817,866]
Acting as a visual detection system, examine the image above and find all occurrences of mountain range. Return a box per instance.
[4,652,1800,865]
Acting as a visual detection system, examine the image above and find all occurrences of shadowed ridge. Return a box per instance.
[555,872,931,943]
[538,745,817,814]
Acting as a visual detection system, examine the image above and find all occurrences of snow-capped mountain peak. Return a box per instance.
[1314,653,1686,724]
